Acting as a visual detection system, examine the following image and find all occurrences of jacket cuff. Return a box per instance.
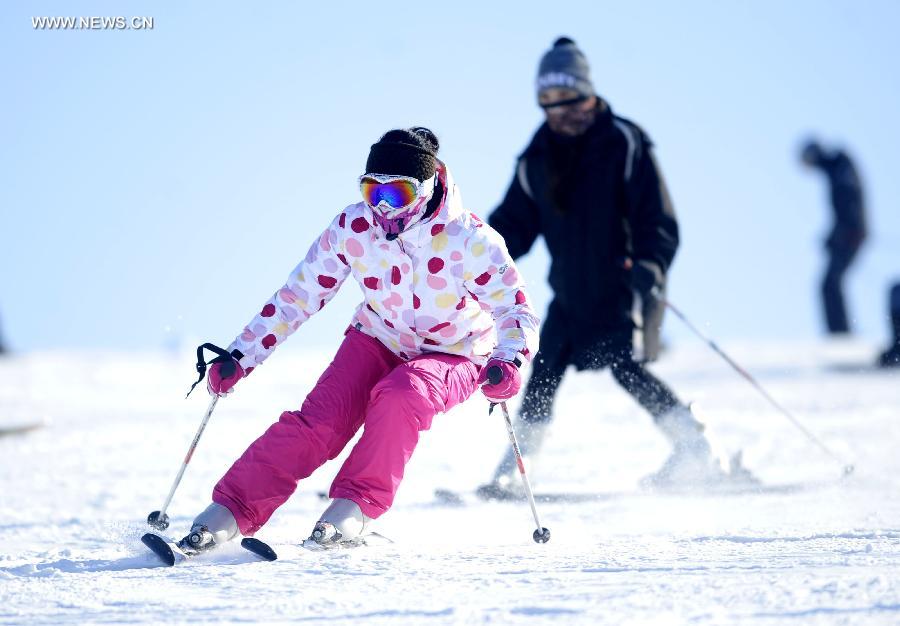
[489,349,524,368]
[229,343,257,373]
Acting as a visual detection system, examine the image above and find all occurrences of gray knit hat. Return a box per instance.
[536,37,594,99]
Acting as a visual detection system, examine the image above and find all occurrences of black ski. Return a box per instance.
[241,537,278,561]
[141,533,178,566]
[141,532,278,566]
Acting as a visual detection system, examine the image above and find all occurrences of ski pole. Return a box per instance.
[147,394,219,530]
[653,289,854,476]
[147,343,235,531]
[486,367,551,544]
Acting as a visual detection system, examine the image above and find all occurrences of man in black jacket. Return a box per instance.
[800,140,867,334]
[479,38,731,498]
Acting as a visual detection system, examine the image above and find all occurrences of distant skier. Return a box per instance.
[478,37,733,499]
[878,282,900,368]
[176,127,539,553]
[800,139,867,334]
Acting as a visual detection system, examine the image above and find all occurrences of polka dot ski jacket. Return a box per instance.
[229,163,540,373]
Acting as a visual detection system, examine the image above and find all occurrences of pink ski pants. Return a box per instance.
[213,327,480,534]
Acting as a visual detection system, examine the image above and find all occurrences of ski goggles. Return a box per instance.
[359,174,434,211]
[539,94,591,112]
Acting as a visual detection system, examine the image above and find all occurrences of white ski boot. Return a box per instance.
[177,502,239,556]
[310,498,370,547]
[476,420,548,501]
[641,404,730,489]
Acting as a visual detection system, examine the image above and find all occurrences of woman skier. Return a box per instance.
[178,127,540,552]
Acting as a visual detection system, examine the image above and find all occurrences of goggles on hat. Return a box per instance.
[359,174,435,211]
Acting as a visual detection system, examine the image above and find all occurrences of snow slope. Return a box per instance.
[1,339,899,625]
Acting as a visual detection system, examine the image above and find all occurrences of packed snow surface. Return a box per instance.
[1,339,898,625]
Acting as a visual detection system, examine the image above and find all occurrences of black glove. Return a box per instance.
[630,260,662,297]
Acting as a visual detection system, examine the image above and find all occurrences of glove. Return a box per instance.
[207,351,246,396]
[629,259,662,297]
[477,358,521,402]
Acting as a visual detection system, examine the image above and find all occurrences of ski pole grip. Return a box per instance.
[487,365,503,386]
[186,343,234,398]
[196,342,232,377]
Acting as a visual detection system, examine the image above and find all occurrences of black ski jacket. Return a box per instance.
[489,102,679,334]
[809,150,867,251]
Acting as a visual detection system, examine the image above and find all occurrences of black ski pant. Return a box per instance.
[890,283,900,345]
[519,303,680,426]
[822,241,861,334]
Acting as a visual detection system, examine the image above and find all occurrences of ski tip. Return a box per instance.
[365,531,394,545]
[241,537,278,561]
[141,533,176,567]
[0,421,45,438]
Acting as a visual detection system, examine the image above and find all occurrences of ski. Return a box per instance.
[141,533,278,566]
[300,532,393,551]
[0,421,45,438]
[141,533,182,567]
[240,537,278,561]
[435,488,609,505]
[435,481,817,506]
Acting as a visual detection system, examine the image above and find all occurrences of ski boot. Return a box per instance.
[309,498,370,548]
[476,420,548,501]
[177,502,239,556]
[879,345,900,368]
[641,404,730,489]
[878,284,900,368]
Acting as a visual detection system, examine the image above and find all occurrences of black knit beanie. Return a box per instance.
[365,127,440,182]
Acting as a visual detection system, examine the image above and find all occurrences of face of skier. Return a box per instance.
[539,87,598,137]
[360,175,433,213]
[360,173,437,237]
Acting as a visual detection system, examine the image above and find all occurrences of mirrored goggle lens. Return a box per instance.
[360,178,419,209]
